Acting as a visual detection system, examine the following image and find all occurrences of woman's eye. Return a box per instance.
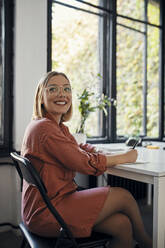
[64,87,71,92]
[49,87,57,93]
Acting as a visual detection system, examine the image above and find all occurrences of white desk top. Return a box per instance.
[95,142,165,177]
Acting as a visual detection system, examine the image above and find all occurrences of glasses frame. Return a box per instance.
[45,84,72,96]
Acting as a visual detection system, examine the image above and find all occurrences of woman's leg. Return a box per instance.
[94,187,152,248]
[94,212,133,248]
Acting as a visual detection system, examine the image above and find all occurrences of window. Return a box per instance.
[48,0,164,142]
[116,0,162,140]
[0,0,14,155]
[49,0,110,140]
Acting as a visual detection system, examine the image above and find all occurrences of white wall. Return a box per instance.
[0,0,47,229]
[13,0,47,150]
[0,159,21,230]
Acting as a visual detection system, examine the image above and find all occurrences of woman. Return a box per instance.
[21,71,152,248]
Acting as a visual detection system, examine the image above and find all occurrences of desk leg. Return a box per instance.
[153,177,165,248]
[147,184,152,205]
[97,174,108,187]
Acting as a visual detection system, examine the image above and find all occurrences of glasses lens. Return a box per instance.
[64,86,72,93]
[48,86,58,94]
[46,85,72,95]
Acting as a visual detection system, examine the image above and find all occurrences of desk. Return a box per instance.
[95,142,165,248]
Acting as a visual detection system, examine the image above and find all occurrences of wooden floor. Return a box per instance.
[0,199,153,248]
[0,230,23,248]
[138,199,153,237]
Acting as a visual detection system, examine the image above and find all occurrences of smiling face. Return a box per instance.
[42,74,72,123]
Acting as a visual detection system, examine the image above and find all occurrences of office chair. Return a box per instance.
[10,152,111,248]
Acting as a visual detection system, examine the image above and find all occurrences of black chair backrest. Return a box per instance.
[11,152,47,193]
[10,152,77,247]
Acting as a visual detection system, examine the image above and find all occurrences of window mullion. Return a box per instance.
[143,0,148,137]
[108,0,117,142]
[101,3,107,138]
[159,0,165,139]
[47,0,52,72]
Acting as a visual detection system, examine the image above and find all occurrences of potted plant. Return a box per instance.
[74,88,116,143]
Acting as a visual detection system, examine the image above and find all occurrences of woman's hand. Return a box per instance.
[124,149,138,163]
[105,149,138,168]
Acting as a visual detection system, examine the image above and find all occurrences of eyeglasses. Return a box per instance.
[45,84,72,95]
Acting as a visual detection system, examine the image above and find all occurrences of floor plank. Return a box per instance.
[0,230,23,248]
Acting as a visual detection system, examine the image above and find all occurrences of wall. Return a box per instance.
[0,158,21,230]
[0,0,47,230]
[13,0,47,150]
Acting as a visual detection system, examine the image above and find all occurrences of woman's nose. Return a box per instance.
[59,87,63,94]
[58,86,66,96]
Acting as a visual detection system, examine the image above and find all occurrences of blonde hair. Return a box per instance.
[32,71,73,122]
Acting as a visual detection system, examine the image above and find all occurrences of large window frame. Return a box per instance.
[48,0,165,143]
[0,0,14,156]
[113,0,164,142]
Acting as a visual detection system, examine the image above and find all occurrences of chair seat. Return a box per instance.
[19,222,56,248]
[76,232,111,247]
[19,222,111,248]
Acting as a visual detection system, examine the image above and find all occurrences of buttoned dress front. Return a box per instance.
[21,116,109,237]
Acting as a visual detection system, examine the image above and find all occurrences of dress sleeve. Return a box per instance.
[79,143,96,153]
[39,123,107,176]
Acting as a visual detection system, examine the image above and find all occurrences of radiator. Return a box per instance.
[108,175,147,199]
[89,175,147,200]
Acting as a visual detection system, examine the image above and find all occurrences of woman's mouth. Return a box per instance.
[54,101,67,105]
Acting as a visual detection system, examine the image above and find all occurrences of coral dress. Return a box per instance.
[21,115,109,237]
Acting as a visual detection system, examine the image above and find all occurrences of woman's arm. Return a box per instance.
[79,143,96,153]
[105,149,138,167]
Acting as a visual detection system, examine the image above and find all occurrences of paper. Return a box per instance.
[124,160,149,165]
[96,146,125,152]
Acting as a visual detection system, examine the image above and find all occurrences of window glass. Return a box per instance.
[116,21,144,137]
[147,25,159,137]
[117,0,145,21]
[148,0,160,25]
[116,0,160,138]
[51,0,104,136]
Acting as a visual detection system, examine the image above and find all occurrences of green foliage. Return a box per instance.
[76,89,114,134]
